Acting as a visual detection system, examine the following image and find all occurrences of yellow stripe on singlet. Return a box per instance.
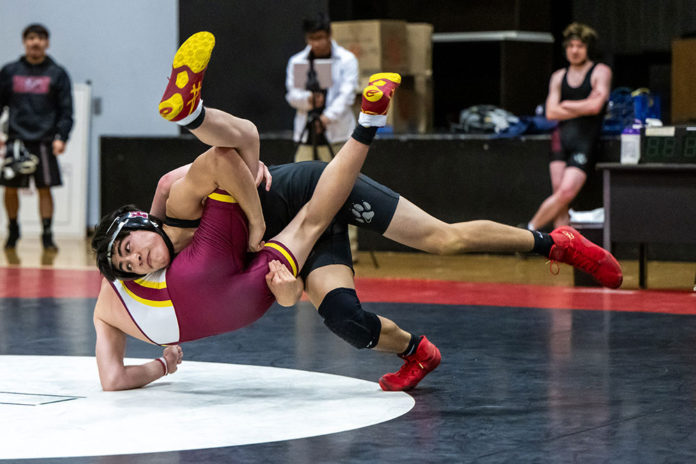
[264,242,298,276]
[133,278,167,289]
[207,192,238,203]
[123,284,173,308]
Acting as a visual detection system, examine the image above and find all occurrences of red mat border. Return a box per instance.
[0,268,693,315]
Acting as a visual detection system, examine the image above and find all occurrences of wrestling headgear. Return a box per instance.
[2,140,39,180]
[100,209,175,281]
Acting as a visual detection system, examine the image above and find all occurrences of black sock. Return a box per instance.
[184,105,206,130]
[8,219,18,230]
[41,218,52,234]
[351,125,378,145]
[400,334,422,357]
[531,230,554,257]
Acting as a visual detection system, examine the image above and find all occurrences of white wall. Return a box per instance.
[0,0,178,228]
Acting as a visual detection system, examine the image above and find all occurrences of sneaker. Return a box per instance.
[5,224,19,249]
[361,72,401,116]
[379,336,441,391]
[159,31,215,123]
[41,232,58,251]
[549,226,622,288]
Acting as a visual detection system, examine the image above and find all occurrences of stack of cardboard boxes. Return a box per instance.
[332,20,433,133]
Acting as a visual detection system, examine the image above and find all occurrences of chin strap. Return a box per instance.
[154,225,176,264]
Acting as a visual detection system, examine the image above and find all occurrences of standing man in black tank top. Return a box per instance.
[526,23,611,230]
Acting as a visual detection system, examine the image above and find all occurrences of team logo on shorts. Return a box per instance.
[351,201,375,224]
[572,152,588,166]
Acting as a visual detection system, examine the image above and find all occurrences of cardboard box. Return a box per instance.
[407,23,433,75]
[672,38,696,123]
[352,75,433,134]
[391,74,433,133]
[332,20,409,76]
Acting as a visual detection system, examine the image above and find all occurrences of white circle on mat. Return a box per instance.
[0,355,414,459]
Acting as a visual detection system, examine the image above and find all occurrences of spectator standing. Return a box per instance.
[0,23,73,250]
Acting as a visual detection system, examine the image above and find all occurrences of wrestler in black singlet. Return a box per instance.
[551,63,606,174]
[259,161,400,279]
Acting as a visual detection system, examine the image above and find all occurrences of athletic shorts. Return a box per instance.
[0,139,62,188]
[259,161,400,278]
[551,120,601,175]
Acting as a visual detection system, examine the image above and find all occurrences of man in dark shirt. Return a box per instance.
[0,23,74,250]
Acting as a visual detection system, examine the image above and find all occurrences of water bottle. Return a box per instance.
[620,120,642,164]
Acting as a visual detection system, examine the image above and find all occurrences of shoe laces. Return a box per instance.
[551,239,602,275]
[567,246,601,274]
[396,357,425,378]
[547,260,560,275]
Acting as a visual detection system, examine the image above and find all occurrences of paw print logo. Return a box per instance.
[351,201,375,224]
[572,152,588,166]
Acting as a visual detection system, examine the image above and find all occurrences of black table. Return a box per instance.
[598,163,696,288]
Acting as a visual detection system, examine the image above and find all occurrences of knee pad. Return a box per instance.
[317,287,381,349]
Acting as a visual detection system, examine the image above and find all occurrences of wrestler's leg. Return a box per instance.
[334,167,538,256]
[188,108,260,177]
[158,31,259,179]
[304,264,411,353]
[272,137,370,269]
[528,166,586,230]
[548,160,570,228]
[383,197,535,255]
[272,74,401,270]
[303,263,439,391]
[379,179,620,288]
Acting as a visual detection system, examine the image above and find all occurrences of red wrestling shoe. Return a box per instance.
[159,31,215,123]
[361,72,401,116]
[379,336,441,391]
[549,226,623,288]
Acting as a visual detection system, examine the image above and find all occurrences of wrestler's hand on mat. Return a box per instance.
[265,260,303,307]
[255,160,272,192]
[163,345,183,374]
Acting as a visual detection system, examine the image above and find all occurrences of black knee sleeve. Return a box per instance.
[317,288,381,349]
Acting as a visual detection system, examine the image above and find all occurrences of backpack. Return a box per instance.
[451,105,520,134]
[602,87,635,135]
[603,87,661,134]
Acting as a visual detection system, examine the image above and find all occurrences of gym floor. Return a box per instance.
[1,238,695,463]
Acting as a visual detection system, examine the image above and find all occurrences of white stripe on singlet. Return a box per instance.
[111,269,180,345]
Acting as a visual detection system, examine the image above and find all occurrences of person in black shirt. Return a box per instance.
[0,24,74,250]
[526,23,611,231]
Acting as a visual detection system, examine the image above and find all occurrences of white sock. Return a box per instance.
[175,99,204,126]
[358,113,387,128]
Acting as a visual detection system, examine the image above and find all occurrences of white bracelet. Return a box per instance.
[155,357,168,376]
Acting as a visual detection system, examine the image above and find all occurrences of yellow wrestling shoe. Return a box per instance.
[361,72,401,115]
[159,31,215,123]
[358,73,401,127]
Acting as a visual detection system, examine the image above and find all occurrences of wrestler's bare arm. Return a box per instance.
[166,147,267,251]
[558,64,612,116]
[150,161,271,219]
[93,283,183,391]
[544,70,577,121]
[150,164,191,219]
